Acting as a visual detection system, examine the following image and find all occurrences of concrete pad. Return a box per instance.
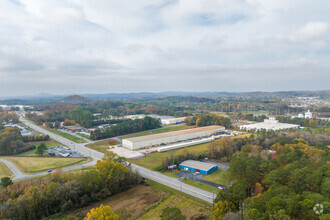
[108,146,145,159]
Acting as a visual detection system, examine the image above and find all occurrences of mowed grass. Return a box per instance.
[51,129,87,143]
[182,178,219,194]
[202,169,229,186]
[0,156,92,174]
[86,139,118,153]
[241,110,269,115]
[119,124,193,139]
[76,133,90,140]
[128,142,210,170]
[0,162,14,178]
[18,140,63,156]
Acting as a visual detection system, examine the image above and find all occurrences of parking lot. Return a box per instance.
[46,146,85,158]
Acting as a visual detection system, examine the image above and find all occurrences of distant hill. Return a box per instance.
[59,95,94,104]
[0,90,328,105]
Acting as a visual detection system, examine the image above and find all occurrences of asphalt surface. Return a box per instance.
[0,158,25,179]
[6,117,216,203]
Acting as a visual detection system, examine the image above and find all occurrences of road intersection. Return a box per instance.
[3,117,217,203]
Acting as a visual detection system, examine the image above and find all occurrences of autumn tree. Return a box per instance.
[211,201,236,219]
[96,152,127,193]
[84,204,119,220]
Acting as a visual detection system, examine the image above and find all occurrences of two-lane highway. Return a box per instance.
[19,117,216,203]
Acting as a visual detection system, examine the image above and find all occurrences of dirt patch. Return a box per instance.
[65,184,159,220]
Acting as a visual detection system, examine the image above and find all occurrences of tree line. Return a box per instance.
[90,116,161,140]
[184,114,232,128]
[22,134,50,142]
[0,152,143,219]
[0,128,35,155]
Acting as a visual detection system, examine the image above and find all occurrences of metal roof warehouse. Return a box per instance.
[122,125,225,150]
[179,160,218,175]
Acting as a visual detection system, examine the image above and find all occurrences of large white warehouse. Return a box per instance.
[240,118,299,131]
[122,125,225,150]
[161,117,186,125]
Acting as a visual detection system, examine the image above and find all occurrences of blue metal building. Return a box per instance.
[179,160,218,175]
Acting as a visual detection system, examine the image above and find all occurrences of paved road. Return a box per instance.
[12,159,97,181]
[14,118,216,203]
[0,158,25,179]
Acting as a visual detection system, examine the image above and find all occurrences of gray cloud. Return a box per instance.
[0,0,329,96]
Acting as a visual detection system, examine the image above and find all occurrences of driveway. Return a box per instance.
[176,170,226,189]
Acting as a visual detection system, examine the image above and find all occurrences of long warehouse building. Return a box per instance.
[122,125,225,150]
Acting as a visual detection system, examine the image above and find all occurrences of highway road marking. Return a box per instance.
[138,169,214,202]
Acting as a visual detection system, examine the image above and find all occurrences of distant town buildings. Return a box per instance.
[284,97,327,108]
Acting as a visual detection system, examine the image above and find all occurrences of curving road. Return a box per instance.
[0,158,25,179]
[9,117,216,203]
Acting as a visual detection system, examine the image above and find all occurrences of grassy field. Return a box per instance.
[182,178,220,194]
[241,110,269,115]
[49,179,211,220]
[76,133,90,140]
[0,162,14,178]
[128,142,210,170]
[202,169,229,186]
[18,140,63,156]
[85,139,118,153]
[0,156,92,174]
[50,129,87,143]
[119,124,193,139]
[210,110,269,116]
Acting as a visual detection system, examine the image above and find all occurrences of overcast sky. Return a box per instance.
[0,0,329,96]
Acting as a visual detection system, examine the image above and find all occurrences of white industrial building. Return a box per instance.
[161,117,186,125]
[240,117,299,131]
[297,110,313,119]
[304,110,313,119]
[122,125,225,150]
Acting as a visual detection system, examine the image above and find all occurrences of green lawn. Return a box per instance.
[86,139,119,153]
[119,124,193,139]
[0,156,93,174]
[0,162,14,178]
[202,169,229,186]
[18,140,64,156]
[128,142,210,170]
[76,133,91,140]
[182,178,220,194]
[51,129,87,143]
[241,110,269,115]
